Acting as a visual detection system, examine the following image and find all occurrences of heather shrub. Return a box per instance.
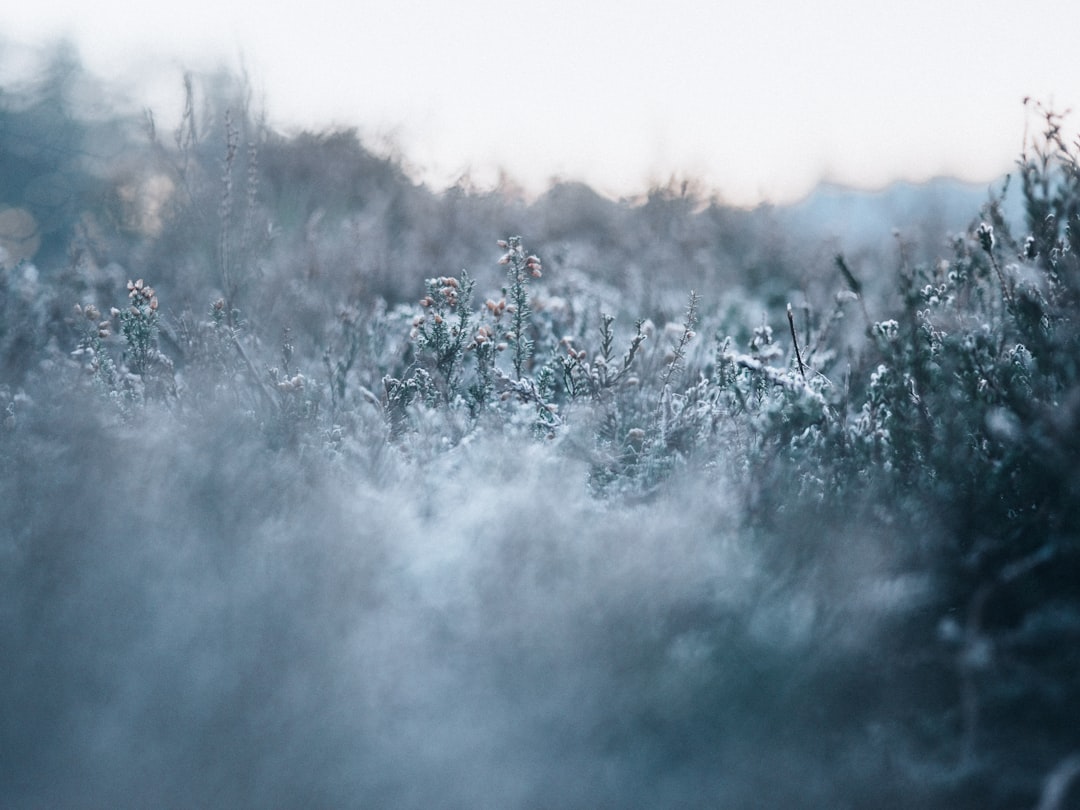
[3,56,1080,809]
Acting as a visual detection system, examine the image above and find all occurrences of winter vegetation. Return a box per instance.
[2,44,1079,808]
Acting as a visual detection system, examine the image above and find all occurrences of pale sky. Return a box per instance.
[2,0,1078,204]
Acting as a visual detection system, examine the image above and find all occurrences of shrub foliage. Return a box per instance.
[2,58,1079,808]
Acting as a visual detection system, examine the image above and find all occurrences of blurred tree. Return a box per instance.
[0,40,110,268]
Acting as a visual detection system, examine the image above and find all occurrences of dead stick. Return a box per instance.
[787,303,806,380]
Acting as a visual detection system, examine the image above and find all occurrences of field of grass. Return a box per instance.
[2,51,1079,808]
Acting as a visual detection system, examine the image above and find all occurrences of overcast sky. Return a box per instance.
[3,0,1079,204]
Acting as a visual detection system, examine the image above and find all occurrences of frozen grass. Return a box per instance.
[1,61,1080,808]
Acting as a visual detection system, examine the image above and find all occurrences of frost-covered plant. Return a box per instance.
[120,279,161,374]
[121,278,175,402]
[322,300,398,423]
[557,313,647,403]
[464,296,509,412]
[656,290,699,400]
[70,278,175,411]
[384,238,552,434]
[412,272,474,403]
[266,327,320,450]
[15,71,1080,806]
[71,301,124,408]
[497,236,542,379]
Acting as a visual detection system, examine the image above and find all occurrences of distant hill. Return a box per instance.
[774,176,1022,251]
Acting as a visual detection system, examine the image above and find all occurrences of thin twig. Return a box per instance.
[787,303,806,380]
